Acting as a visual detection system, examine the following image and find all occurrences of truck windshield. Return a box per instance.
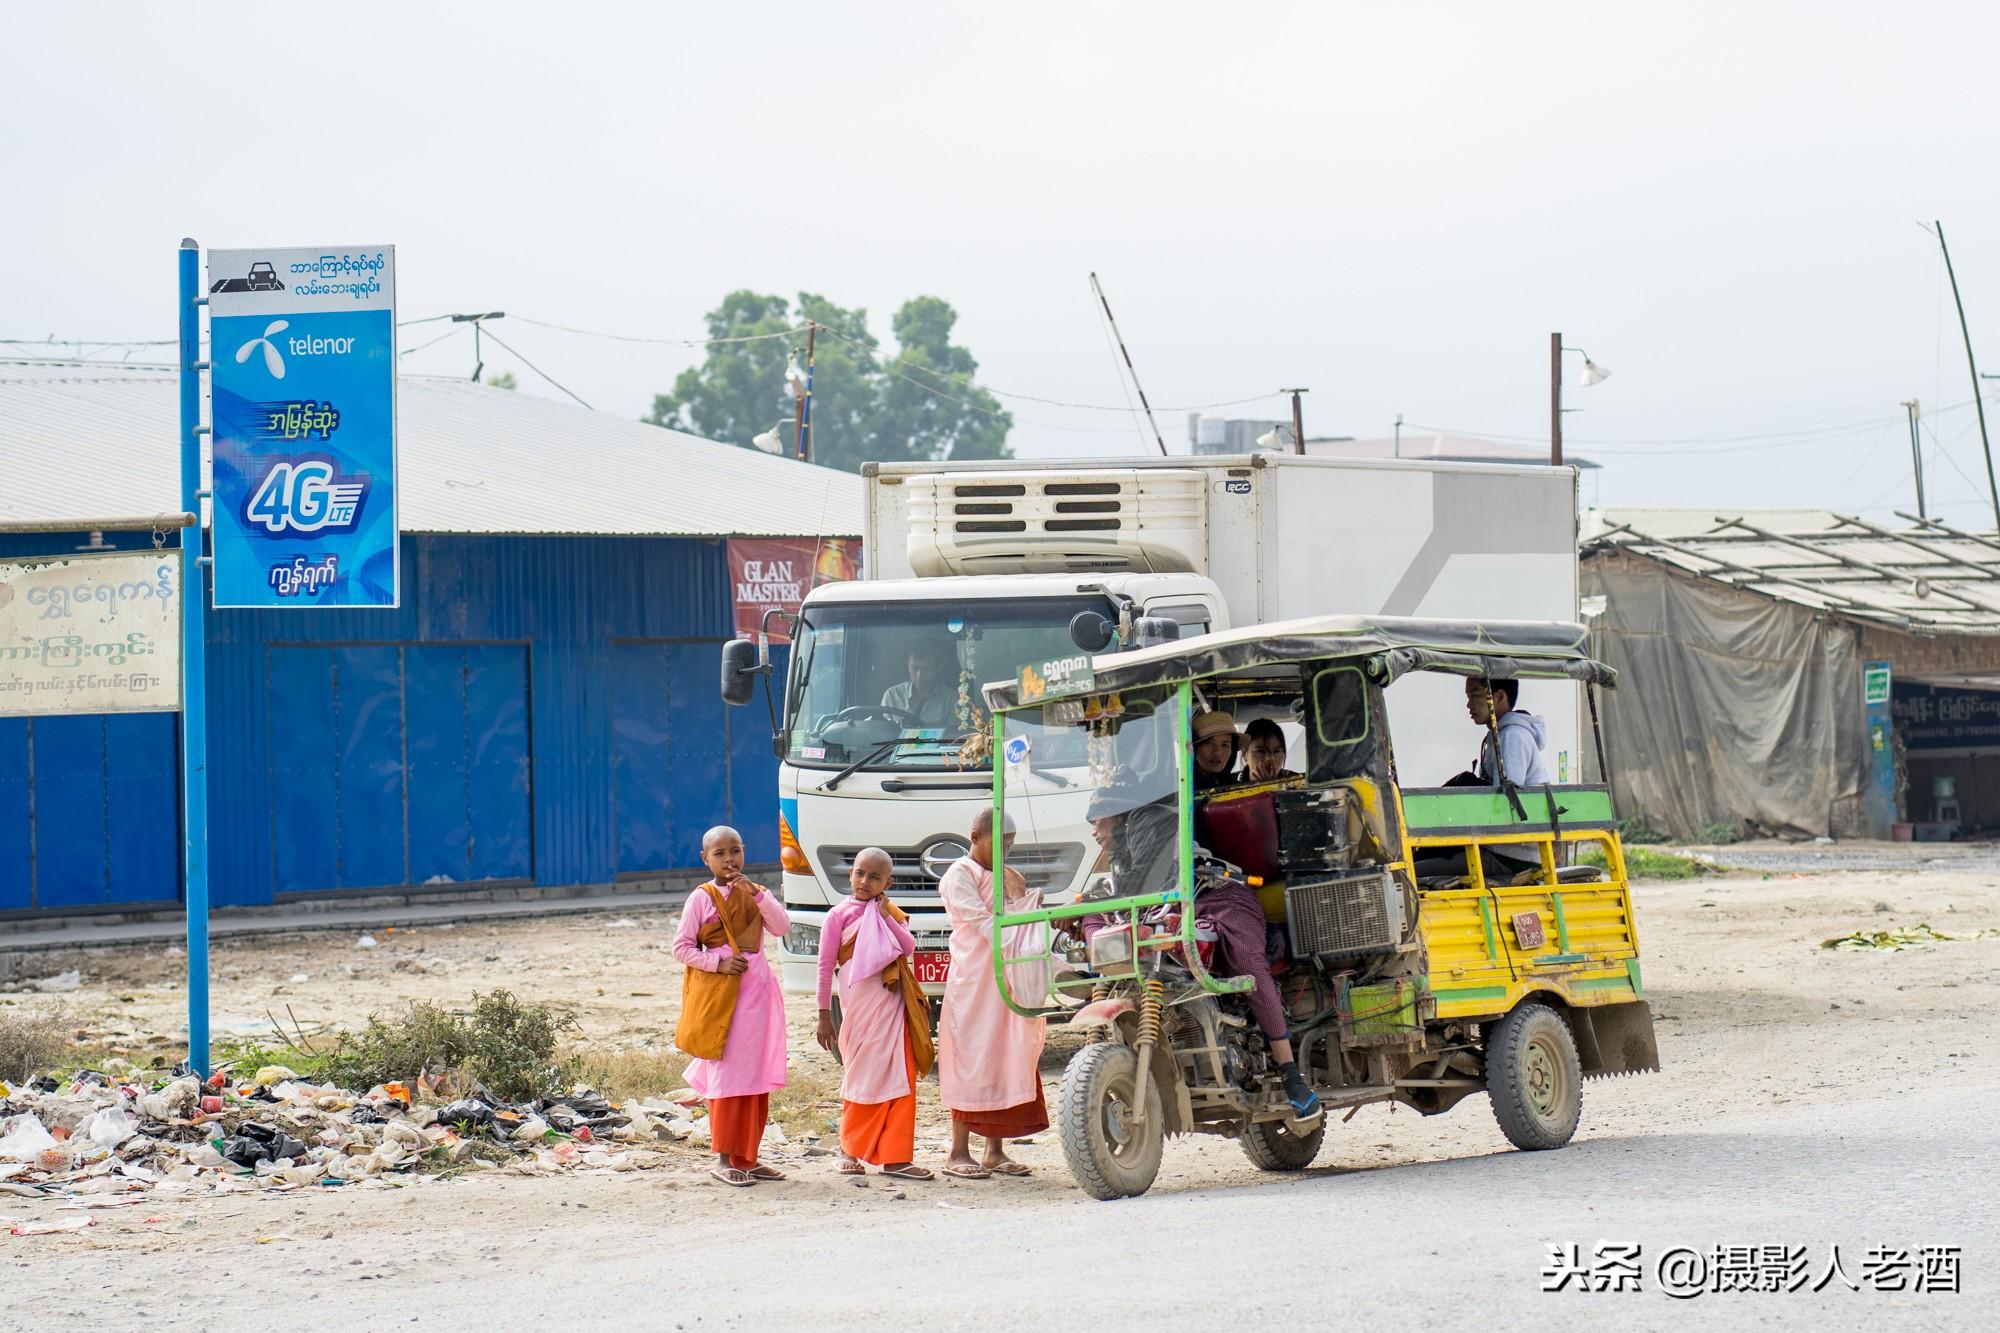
[786,596,1112,770]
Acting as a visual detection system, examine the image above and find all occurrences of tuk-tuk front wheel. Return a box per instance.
[1058,1042,1165,1200]
[1240,1113,1325,1171]
[1485,1002,1582,1151]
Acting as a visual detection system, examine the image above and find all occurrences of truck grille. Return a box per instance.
[1286,868,1403,959]
[817,842,1085,897]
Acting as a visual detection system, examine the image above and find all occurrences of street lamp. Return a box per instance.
[1551,334,1612,466]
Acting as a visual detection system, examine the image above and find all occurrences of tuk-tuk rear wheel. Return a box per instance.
[1485,1002,1582,1151]
[1058,1042,1165,1200]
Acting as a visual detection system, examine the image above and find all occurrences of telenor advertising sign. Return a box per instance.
[0,552,181,717]
[208,245,398,608]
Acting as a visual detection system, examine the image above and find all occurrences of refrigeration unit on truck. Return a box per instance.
[720,453,1581,1006]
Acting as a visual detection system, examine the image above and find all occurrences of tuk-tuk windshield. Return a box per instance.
[996,685,1186,908]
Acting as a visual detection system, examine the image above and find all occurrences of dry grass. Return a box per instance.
[573,1046,690,1103]
[0,1002,73,1083]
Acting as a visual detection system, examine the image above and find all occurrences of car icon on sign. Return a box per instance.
[210,261,286,294]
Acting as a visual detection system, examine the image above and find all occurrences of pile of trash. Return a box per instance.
[0,1064,724,1207]
[1821,922,1997,952]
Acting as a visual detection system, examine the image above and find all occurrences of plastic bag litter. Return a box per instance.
[138,1077,201,1122]
[0,1116,59,1163]
[355,934,379,949]
[27,970,82,993]
[80,1107,139,1151]
[510,1115,550,1143]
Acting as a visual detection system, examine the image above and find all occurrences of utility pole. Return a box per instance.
[793,321,817,464]
[1934,222,1999,532]
[1904,399,1927,520]
[450,311,506,382]
[1550,331,1564,467]
[1283,387,1308,455]
[1394,413,1403,459]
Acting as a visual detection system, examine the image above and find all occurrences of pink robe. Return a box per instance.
[816,895,919,1104]
[672,885,790,1099]
[936,857,1048,1113]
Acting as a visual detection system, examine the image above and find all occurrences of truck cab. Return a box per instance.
[770,570,1225,996]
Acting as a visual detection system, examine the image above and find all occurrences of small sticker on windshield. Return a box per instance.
[947,617,965,634]
[1002,736,1031,766]
[800,746,827,760]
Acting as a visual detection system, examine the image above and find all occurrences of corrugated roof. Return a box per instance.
[1583,506,2000,634]
[0,362,863,537]
[1303,432,1599,470]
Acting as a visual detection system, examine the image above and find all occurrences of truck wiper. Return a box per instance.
[820,733,976,791]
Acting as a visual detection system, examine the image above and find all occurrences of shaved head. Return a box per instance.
[854,847,894,873]
[702,825,742,853]
[970,807,1016,840]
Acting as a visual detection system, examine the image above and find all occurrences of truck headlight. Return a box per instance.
[784,923,821,956]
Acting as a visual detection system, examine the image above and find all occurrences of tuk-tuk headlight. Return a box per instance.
[1088,923,1135,971]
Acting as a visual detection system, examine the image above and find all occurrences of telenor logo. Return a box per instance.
[236,319,290,379]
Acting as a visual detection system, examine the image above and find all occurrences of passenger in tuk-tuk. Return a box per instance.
[1190,710,1241,791]
[1417,677,1554,883]
[1079,781,1319,1116]
[1240,718,1297,784]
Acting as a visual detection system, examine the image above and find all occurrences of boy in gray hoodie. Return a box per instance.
[1467,678,1550,788]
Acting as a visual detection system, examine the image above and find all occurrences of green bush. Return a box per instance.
[1581,843,1711,880]
[319,990,581,1102]
[1615,816,1672,845]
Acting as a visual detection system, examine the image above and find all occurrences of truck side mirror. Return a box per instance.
[1132,616,1180,648]
[1070,610,1115,652]
[720,638,761,706]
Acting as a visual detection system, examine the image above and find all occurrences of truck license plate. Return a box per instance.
[913,952,951,984]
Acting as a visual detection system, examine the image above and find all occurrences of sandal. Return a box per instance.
[879,1164,935,1181]
[837,1158,866,1176]
[986,1161,1032,1177]
[942,1163,991,1180]
[709,1166,755,1188]
[746,1164,787,1181]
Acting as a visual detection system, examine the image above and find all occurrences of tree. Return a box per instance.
[484,371,518,390]
[645,290,1012,472]
[873,297,1012,463]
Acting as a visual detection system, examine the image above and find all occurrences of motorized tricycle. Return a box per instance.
[984,614,1660,1199]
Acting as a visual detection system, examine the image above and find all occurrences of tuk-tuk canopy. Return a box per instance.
[981,613,1616,712]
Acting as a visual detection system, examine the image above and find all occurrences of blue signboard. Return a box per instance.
[208,246,398,607]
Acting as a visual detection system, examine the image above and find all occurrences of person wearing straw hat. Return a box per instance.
[1190,709,1242,792]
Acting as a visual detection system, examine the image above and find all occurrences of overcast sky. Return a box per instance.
[7,3,1998,520]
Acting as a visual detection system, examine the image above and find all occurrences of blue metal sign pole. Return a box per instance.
[178,238,211,1076]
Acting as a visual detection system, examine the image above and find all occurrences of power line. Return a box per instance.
[475,325,592,409]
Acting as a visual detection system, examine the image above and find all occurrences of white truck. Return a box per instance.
[721,453,1580,1003]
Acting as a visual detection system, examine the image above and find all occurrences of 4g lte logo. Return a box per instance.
[246,459,369,535]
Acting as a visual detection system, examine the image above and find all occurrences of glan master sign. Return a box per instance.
[208,246,398,608]
[0,553,181,717]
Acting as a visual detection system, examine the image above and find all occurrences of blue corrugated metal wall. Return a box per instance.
[1,532,784,913]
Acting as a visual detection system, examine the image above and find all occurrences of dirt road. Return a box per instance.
[3,851,1996,1329]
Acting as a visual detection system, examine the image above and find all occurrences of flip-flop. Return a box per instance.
[837,1159,866,1176]
[709,1167,755,1188]
[746,1165,787,1181]
[942,1164,991,1180]
[986,1161,1032,1177]
[879,1164,935,1181]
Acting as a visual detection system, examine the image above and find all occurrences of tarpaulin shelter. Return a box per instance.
[1582,509,2000,841]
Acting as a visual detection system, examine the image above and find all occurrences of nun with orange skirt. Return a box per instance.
[673,825,791,1188]
[815,847,936,1180]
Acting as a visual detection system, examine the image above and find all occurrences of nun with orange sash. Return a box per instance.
[814,847,937,1180]
[673,825,791,1188]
